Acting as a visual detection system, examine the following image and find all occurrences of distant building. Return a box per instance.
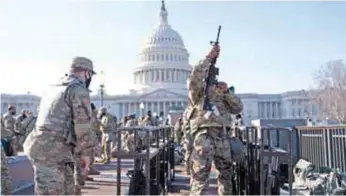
[0,1,319,121]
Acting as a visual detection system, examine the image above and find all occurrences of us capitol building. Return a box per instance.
[0,1,319,125]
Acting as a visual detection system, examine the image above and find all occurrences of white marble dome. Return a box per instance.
[133,1,192,91]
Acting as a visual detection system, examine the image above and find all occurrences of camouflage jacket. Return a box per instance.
[21,115,37,137]
[100,114,116,133]
[23,76,94,162]
[188,58,243,129]
[2,113,15,137]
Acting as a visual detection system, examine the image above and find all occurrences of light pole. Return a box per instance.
[140,102,145,117]
[100,70,105,107]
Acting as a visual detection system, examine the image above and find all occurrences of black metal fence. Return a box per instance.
[296,126,346,173]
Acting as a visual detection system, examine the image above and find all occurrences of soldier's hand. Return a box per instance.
[207,45,220,60]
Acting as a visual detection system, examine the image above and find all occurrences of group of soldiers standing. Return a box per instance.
[1,44,244,196]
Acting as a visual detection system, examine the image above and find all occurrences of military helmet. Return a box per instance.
[71,57,96,74]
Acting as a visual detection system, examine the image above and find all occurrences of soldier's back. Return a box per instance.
[23,79,84,163]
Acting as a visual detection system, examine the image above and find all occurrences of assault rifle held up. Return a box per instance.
[203,25,222,111]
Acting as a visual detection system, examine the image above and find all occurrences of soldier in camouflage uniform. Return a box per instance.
[98,106,116,164]
[2,105,18,156]
[1,145,12,195]
[19,110,37,147]
[15,110,28,151]
[23,57,96,195]
[142,110,154,126]
[174,117,183,144]
[88,103,100,175]
[187,45,243,195]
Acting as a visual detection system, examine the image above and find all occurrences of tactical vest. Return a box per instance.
[35,79,85,146]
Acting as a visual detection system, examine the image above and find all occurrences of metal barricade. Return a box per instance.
[296,125,346,173]
[232,126,294,195]
[114,126,173,195]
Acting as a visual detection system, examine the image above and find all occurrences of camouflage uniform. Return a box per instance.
[99,109,116,164]
[122,118,139,152]
[182,107,193,175]
[3,112,17,156]
[89,108,101,174]
[23,57,95,195]
[15,113,27,151]
[19,115,37,148]
[174,119,183,144]
[1,145,12,195]
[188,57,243,195]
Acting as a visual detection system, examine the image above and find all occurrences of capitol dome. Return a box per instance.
[133,0,192,91]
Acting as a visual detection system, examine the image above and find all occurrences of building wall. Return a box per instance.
[1,90,319,122]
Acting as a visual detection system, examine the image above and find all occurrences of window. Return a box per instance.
[152,55,155,61]
[148,55,151,61]
[156,54,160,62]
[174,55,177,61]
[166,69,170,81]
[170,54,173,61]
[161,54,164,61]
[161,70,165,81]
[156,71,159,81]
[166,54,169,61]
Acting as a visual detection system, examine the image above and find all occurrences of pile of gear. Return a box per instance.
[293,159,346,195]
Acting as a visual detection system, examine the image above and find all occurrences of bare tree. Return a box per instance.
[312,60,346,124]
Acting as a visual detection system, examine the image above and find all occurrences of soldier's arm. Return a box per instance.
[223,93,244,114]
[69,86,93,150]
[3,116,14,132]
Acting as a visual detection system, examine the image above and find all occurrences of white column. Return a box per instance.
[158,102,161,113]
[122,103,125,117]
[163,102,167,116]
[145,102,148,113]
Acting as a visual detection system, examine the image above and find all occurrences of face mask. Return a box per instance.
[11,111,16,115]
[85,71,92,88]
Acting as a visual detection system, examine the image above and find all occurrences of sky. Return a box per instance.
[0,0,345,96]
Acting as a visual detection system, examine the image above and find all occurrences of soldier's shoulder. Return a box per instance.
[3,113,12,119]
[67,82,89,98]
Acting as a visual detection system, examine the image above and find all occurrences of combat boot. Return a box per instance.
[88,166,100,175]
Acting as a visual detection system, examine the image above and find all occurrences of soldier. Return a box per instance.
[3,105,18,156]
[19,110,38,149]
[174,117,183,144]
[187,45,243,195]
[15,109,28,151]
[1,145,12,195]
[142,110,154,126]
[98,106,116,164]
[88,103,101,176]
[23,56,96,195]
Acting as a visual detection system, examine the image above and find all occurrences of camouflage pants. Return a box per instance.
[74,148,92,186]
[101,132,111,161]
[190,127,233,196]
[183,132,193,173]
[32,160,74,195]
[10,136,18,156]
[1,146,12,195]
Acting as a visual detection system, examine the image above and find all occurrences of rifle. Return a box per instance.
[203,25,222,111]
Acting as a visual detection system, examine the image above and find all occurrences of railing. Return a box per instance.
[296,125,346,173]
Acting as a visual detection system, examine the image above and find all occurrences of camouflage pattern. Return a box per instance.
[14,114,28,151]
[18,115,37,150]
[100,114,116,162]
[142,115,154,126]
[1,146,12,195]
[71,56,96,74]
[188,58,243,195]
[121,119,140,152]
[89,109,100,173]
[2,112,17,156]
[174,119,183,144]
[23,74,94,195]
[182,106,193,174]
